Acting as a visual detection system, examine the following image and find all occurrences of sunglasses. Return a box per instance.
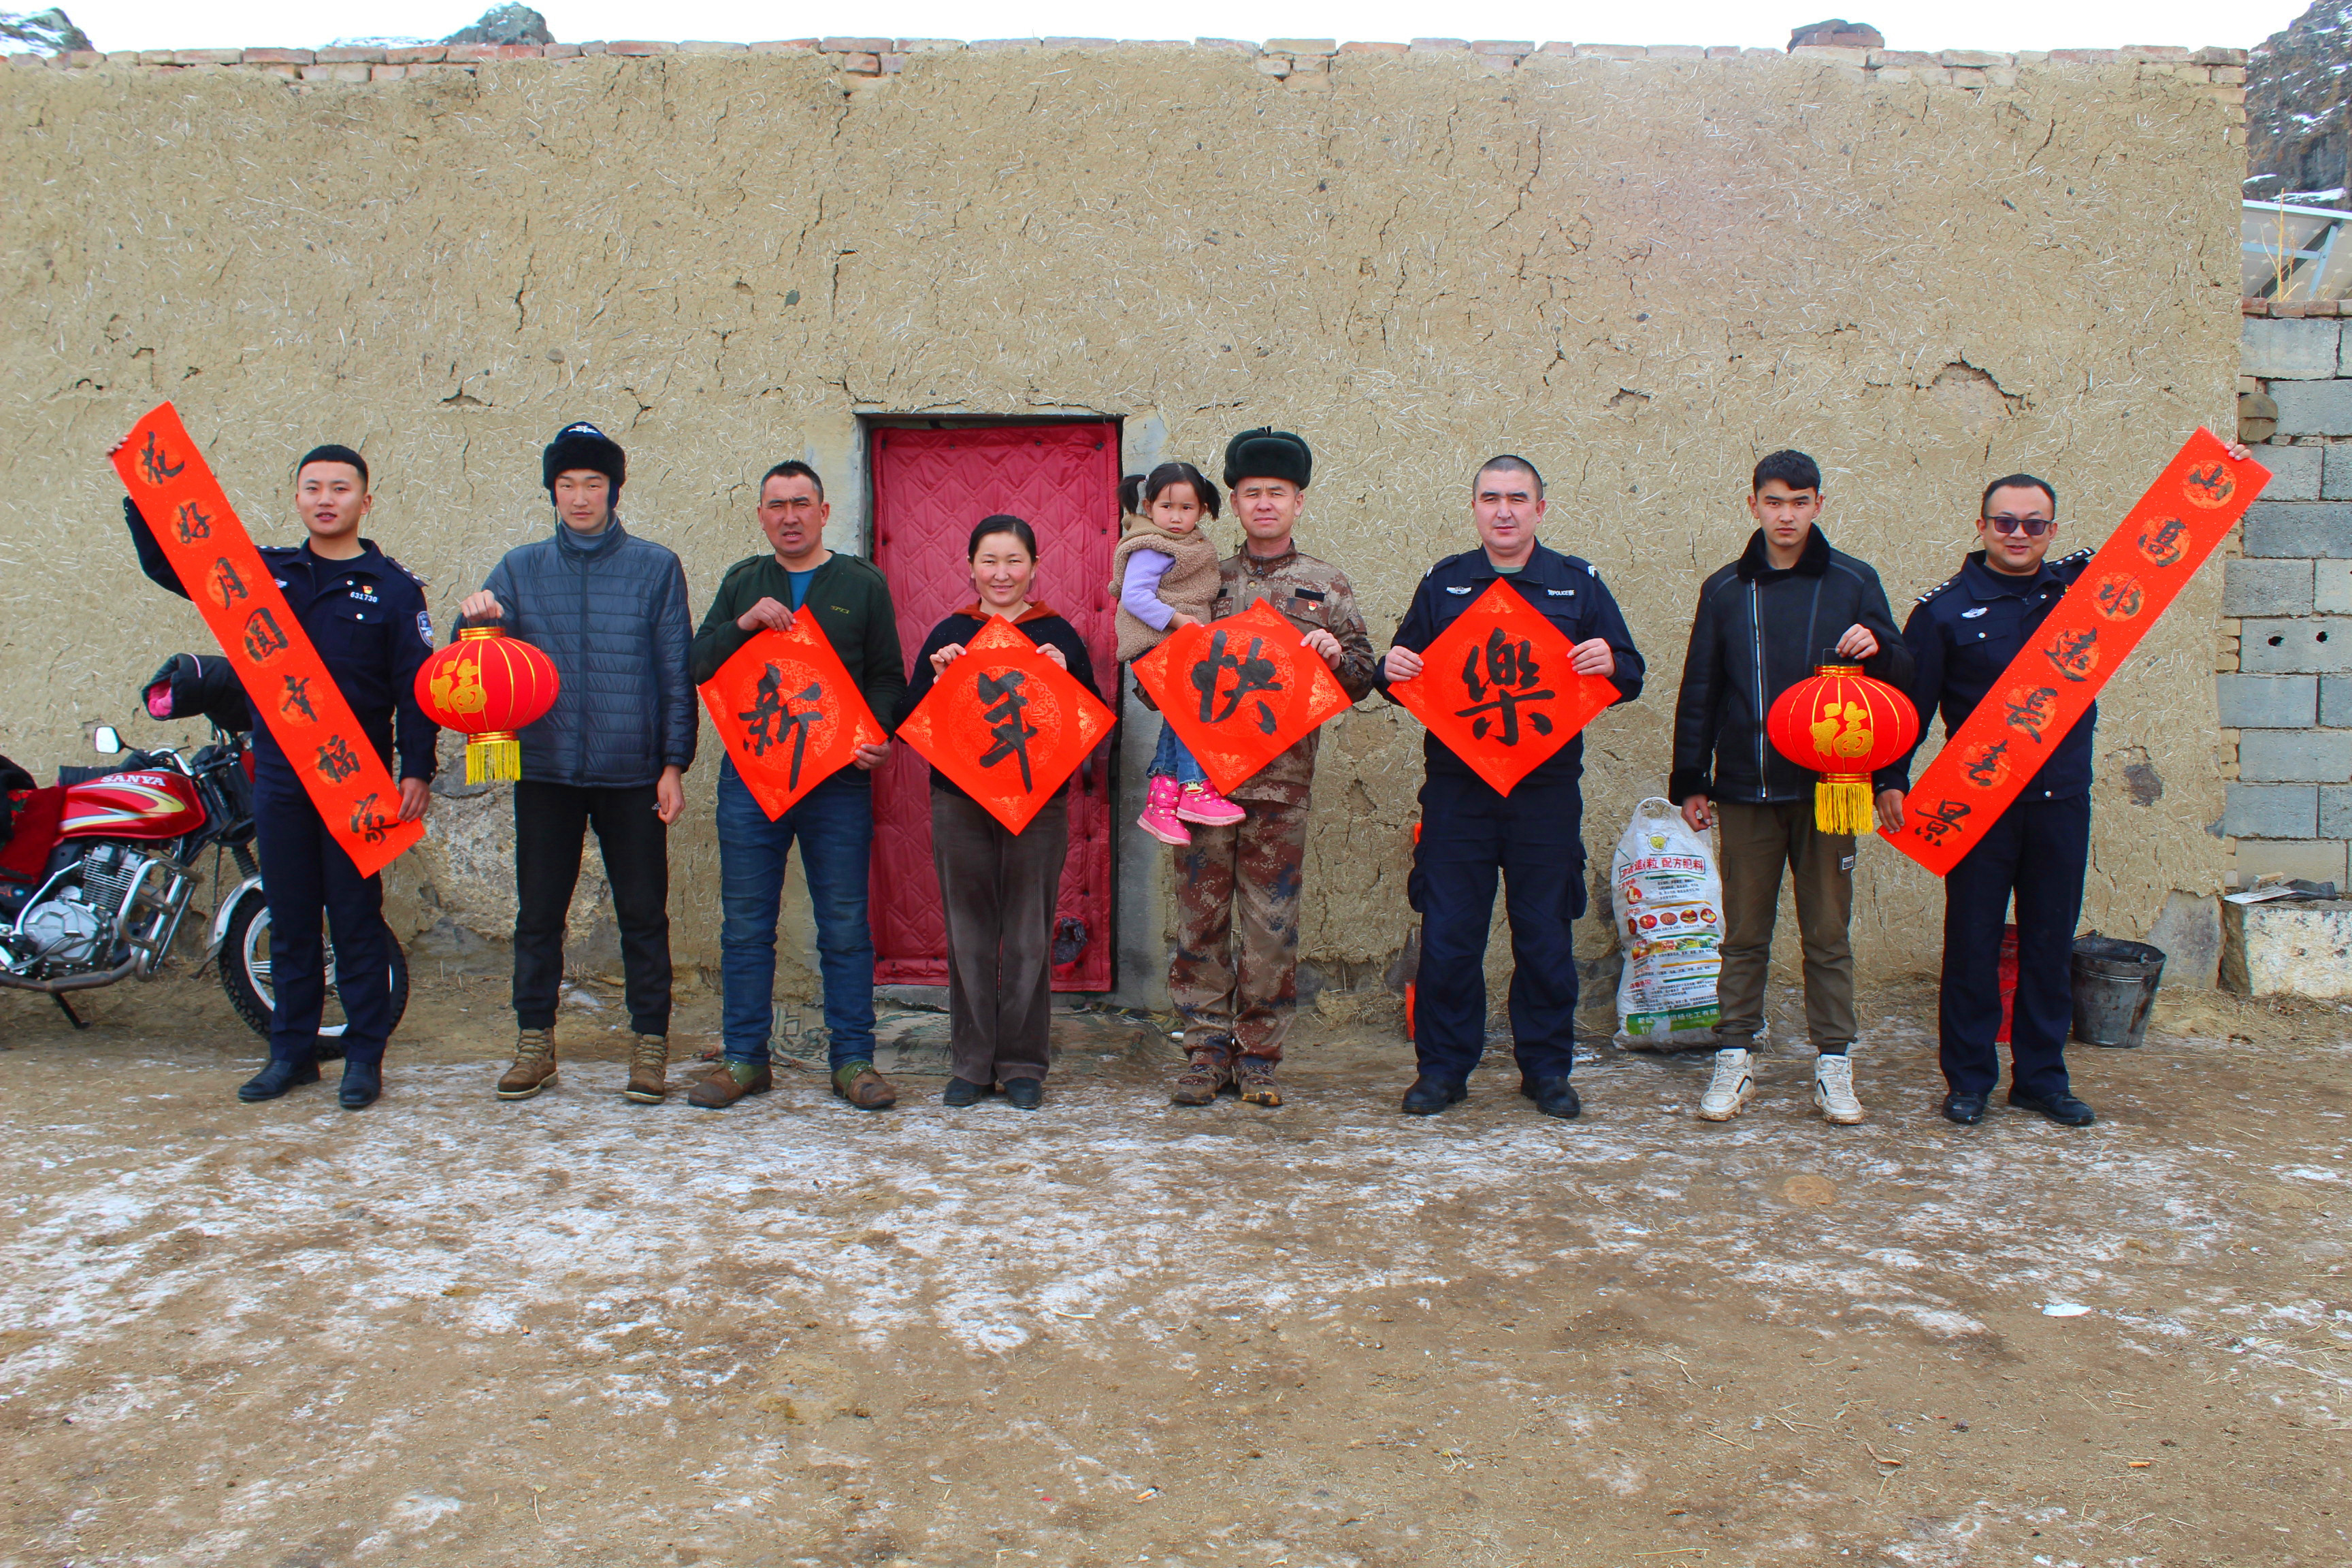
[1982,514,2055,537]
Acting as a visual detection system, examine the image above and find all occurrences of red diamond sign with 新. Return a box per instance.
[1390,580,1618,796]
[895,615,1116,834]
[1130,599,1354,797]
[702,617,885,821]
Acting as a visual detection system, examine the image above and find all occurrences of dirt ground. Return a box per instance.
[2,969,2348,1568]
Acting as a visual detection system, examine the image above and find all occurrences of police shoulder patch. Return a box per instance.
[416,610,434,647]
[1916,574,1961,604]
[2055,546,2093,565]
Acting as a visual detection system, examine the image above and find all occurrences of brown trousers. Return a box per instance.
[1712,799,1857,1054]
[930,790,1067,1085]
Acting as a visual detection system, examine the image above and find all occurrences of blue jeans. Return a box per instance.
[717,757,875,1068]
[1149,719,1207,786]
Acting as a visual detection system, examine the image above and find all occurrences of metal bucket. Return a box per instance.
[2070,934,2166,1049]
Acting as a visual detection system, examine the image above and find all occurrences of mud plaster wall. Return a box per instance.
[0,49,2244,1011]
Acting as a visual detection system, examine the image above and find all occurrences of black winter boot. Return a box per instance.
[338,1047,385,1109]
[238,1056,321,1102]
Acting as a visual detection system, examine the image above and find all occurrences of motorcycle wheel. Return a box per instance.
[217,887,410,1057]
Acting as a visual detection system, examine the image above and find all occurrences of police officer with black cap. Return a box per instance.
[1378,455,1644,1120]
[124,444,436,1109]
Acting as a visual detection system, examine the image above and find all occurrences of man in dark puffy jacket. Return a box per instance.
[456,422,696,1105]
[1668,448,1910,1128]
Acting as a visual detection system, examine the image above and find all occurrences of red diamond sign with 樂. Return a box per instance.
[1130,599,1354,797]
[1390,580,1619,796]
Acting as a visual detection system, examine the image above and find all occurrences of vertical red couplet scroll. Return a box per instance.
[111,402,423,878]
[1882,427,2269,877]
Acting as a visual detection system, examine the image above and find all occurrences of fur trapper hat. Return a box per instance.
[1222,427,1311,491]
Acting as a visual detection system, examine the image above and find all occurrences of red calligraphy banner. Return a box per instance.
[112,403,423,878]
[1130,600,1354,796]
[1390,581,1620,796]
[700,617,885,820]
[1884,427,2269,876]
[895,616,1115,834]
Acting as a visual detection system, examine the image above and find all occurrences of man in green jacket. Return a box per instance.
[688,461,907,1111]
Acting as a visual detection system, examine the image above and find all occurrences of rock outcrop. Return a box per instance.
[2249,0,2352,199]
[1788,18,1884,50]
[0,6,93,54]
[442,3,551,46]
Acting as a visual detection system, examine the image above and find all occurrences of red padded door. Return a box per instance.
[869,423,1120,989]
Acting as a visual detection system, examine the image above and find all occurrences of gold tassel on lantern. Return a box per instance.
[1815,772,1875,834]
[466,730,522,784]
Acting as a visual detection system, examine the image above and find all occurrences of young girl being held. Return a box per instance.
[1109,462,1242,845]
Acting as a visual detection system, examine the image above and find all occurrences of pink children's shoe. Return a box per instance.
[1175,781,1247,828]
[1138,775,1192,845]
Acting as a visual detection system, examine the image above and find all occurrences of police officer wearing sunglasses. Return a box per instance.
[1880,451,2249,1128]
[1877,476,2095,1127]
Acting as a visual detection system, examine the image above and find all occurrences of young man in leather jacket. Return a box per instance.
[1669,449,1910,1127]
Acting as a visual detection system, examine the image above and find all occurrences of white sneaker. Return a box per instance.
[1696,1047,1754,1121]
[1814,1054,1865,1124]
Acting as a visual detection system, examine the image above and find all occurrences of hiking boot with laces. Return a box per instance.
[1812,1053,1864,1124]
[497,1028,558,1100]
[1695,1046,1754,1122]
[625,1034,670,1103]
[1235,1056,1282,1107]
[1170,1050,1230,1107]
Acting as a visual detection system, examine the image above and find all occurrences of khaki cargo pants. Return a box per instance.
[1712,799,1857,1054]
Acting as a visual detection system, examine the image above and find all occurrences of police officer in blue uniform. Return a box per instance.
[1379,456,1644,1120]
[1880,474,2095,1126]
[125,444,436,1109]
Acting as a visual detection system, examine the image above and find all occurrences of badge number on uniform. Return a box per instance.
[110,402,424,878]
[700,616,883,821]
[1390,580,1618,796]
[1884,427,2269,877]
[1131,599,1353,796]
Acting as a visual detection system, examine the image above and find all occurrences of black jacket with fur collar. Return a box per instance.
[1669,526,1912,807]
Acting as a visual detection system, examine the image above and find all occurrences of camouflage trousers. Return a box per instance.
[1168,800,1309,1063]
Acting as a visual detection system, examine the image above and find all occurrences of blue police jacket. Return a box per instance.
[1891,546,2095,800]
[1379,540,1645,791]
[126,498,439,782]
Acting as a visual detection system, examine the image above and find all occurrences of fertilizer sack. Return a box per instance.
[1611,796,1723,1047]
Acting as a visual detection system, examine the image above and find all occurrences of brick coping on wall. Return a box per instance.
[2248,298,2352,316]
[1,37,2249,108]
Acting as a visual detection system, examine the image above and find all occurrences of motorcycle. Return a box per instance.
[0,655,407,1045]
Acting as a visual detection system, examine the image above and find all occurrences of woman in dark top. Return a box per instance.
[900,515,1101,1110]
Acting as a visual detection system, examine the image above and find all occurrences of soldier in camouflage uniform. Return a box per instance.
[1169,429,1379,1108]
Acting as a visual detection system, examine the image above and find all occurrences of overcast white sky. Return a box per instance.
[52,0,2315,54]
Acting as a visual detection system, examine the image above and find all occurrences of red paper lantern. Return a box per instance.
[1764,663,1920,834]
[413,626,561,783]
